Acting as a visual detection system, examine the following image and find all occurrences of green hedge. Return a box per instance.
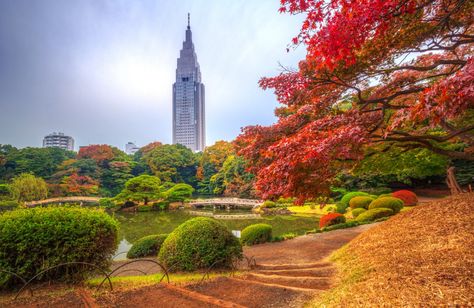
[241,224,273,246]
[338,192,369,213]
[349,196,374,209]
[158,217,242,272]
[127,234,168,259]
[368,197,404,213]
[0,207,118,287]
[356,208,394,222]
[321,221,359,232]
[351,208,367,218]
[0,200,19,208]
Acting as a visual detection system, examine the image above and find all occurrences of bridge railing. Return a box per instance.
[24,197,101,207]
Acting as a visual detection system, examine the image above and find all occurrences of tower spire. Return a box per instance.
[187,13,190,30]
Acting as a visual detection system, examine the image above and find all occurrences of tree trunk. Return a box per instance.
[446,166,463,195]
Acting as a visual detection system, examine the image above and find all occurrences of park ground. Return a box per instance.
[2,193,473,307]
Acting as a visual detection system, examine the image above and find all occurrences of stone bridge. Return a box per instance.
[24,196,101,207]
[188,198,263,209]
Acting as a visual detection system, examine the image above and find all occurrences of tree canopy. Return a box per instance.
[237,0,474,202]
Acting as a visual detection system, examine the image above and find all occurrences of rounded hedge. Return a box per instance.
[241,224,273,246]
[356,208,393,222]
[319,212,346,228]
[351,208,367,218]
[368,197,404,213]
[0,207,118,287]
[349,196,374,209]
[158,217,242,272]
[339,192,369,212]
[392,190,418,206]
[261,200,277,208]
[127,234,168,259]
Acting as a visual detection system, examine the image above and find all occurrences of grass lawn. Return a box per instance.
[87,271,237,290]
[287,203,335,215]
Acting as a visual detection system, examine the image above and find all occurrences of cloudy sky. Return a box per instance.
[0,0,305,151]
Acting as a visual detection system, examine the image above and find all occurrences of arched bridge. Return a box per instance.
[188,198,263,209]
[25,196,101,207]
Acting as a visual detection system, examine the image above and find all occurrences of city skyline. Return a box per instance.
[0,1,305,149]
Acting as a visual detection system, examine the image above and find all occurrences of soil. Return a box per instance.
[2,224,373,307]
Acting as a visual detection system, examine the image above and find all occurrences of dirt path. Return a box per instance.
[5,224,375,307]
[99,224,375,307]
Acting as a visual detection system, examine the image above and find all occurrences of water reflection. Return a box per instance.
[111,209,319,259]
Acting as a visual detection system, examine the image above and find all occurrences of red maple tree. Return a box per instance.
[236,0,474,202]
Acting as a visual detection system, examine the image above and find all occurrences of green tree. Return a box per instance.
[209,155,255,198]
[10,173,48,202]
[143,144,198,185]
[164,183,194,202]
[116,175,162,205]
[196,141,234,194]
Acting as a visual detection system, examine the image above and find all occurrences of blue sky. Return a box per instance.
[0,0,305,151]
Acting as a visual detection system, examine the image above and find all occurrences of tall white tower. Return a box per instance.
[172,13,205,152]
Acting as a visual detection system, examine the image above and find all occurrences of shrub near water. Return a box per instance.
[127,234,168,259]
[356,208,394,222]
[369,197,404,213]
[159,217,242,271]
[241,224,273,245]
[0,207,118,286]
[349,196,374,209]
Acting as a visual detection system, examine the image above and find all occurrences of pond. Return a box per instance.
[112,209,319,259]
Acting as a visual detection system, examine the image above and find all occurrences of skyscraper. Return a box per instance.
[172,14,205,152]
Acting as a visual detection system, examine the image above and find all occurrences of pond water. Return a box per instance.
[112,209,319,259]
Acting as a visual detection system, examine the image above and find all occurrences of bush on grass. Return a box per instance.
[351,208,367,218]
[349,196,374,209]
[99,198,115,208]
[0,200,19,209]
[241,224,273,245]
[392,190,418,206]
[338,192,370,213]
[127,234,168,259]
[159,217,242,271]
[319,212,346,228]
[0,207,118,287]
[356,208,394,222]
[369,197,404,213]
[322,221,359,232]
[261,200,277,208]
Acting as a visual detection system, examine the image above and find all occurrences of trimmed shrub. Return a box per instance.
[339,192,369,212]
[261,200,277,208]
[392,190,418,206]
[0,200,19,209]
[99,198,115,208]
[349,196,374,209]
[378,193,393,198]
[322,221,359,232]
[351,208,367,218]
[152,200,170,210]
[127,234,168,259]
[0,207,118,287]
[319,212,346,228]
[241,224,273,245]
[369,197,404,213]
[356,208,394,222]
[159,217,242,271]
